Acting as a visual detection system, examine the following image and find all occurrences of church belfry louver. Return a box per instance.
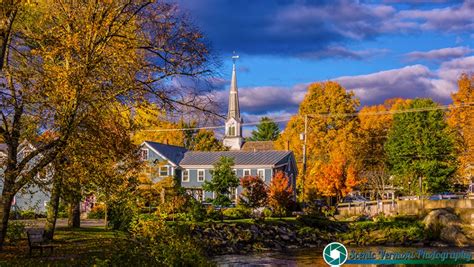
[223,53,244,150]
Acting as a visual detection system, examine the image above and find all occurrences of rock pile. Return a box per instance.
[191,222,331,255]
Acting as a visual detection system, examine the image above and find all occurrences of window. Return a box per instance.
[159,166,169,177]
[197,169,205,182]
[140,149,149,160]
[243,169,251,177]
[228,125,235,136]
[257,169,265,180]
[182,170,189,182]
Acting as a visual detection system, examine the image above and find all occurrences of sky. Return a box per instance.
[175,0,474,134]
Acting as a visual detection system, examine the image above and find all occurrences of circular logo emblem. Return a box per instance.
[323,242,348,266]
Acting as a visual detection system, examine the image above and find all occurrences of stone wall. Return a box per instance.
[338,199,474,224]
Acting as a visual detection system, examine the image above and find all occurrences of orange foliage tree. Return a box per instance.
[275,81,361,201]
[449,74,474,184]
[268,171,294,217]
[314,153,358,202]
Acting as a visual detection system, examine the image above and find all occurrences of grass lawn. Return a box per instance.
[0,227,128,266]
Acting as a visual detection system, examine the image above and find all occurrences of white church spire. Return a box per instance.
[228,53,241,120]
[223,52,244,150]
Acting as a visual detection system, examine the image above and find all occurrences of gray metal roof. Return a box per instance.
[144,141,187,166]
[180,150,293,167]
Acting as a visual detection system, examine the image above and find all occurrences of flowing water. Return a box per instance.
[213,247,474,266]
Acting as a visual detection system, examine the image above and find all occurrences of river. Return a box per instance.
[213,247,474,266]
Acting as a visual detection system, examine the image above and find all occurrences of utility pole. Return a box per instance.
[300,114,308,207]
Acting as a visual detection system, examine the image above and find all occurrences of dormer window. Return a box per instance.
[140,149,149,160]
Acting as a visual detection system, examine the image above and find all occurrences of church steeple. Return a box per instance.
[227,54,241,121]
[223,52,244,150]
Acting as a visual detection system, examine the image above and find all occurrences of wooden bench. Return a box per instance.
[26,228,54,256]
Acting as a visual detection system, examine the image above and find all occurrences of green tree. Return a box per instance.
[385,98,457,194]
[202,157,239,219]
[249,117,281,141]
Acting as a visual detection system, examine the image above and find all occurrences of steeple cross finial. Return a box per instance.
[232,51,239,64]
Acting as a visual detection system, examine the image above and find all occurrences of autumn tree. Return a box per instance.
[188,129,225,151]
[356,98,411,199]
[268,171,294,218]
[249,117,280,141]
[45,104,141,238]
[0,1,213,248]
[131,103,186,146]
[275,81,361,201]
[239,176,268,209]
[203,156,239,219]
[449,74,474,184]
[385,99,457,195]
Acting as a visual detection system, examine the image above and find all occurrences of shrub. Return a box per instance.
[108,199,139,231]
[88,204,106,219]
[129,216,210,266]
[6,221,26,244]
[205,206,221,221]
[19,209,36,219]
[262,208,273,218]
[223,206,251,220]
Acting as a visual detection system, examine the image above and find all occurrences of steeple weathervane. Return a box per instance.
[232,51,239,64]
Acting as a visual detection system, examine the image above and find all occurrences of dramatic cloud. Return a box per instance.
[177,0,470,59]
[176,0,396,58]
[431,56,474,98]
[397,0,474,32]
[405,47,473,62]
[335,65,435,104]
[213,56,474,117]
[298,46,389,60]
[213,84,307,115]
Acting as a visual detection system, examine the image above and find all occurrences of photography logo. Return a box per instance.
[323,242,348,266]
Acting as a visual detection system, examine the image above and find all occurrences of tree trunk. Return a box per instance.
[0,190,14,250]
[104,202,108,230]
[68,201,80,228]
[44,175,62,240]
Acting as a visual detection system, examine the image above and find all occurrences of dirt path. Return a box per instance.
[17,218,105,228]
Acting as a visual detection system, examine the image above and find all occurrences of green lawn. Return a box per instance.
[0,227,128,266]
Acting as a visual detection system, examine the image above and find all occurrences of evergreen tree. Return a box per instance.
[385,98,457,194]
[249,117,281,141]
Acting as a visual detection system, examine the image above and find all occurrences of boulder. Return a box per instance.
[423,208,471,247]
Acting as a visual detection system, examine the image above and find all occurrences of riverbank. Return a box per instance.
[190,212,474,255]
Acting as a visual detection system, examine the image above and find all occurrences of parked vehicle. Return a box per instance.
[341,195,367,203]
[429,192,463,200]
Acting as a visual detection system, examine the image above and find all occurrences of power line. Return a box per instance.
[139,102,474,132]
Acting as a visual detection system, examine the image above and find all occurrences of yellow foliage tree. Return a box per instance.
[130,103,185,146]
[275,81,361,201]
[449,74,474,184]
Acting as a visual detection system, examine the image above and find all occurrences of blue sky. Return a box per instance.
[176,0,474,126]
